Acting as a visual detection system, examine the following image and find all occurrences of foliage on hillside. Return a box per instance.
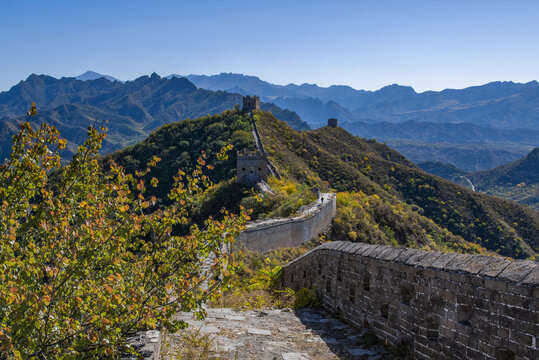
[107,109,255,207]
[107,110,316,226]
[333,192,486,254]
[255,112,539,259]
[470,147,539,191]
[102,108,536,258]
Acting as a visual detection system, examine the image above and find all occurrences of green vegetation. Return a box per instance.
[0,117,248,358]
[470,147,539,210]
[333,192,486,254]
[211,238,326,309]
[481,183,538,211]
[107,109,255,208]
[104,109,537,259]
[255,111,538,259]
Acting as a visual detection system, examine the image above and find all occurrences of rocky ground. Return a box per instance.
[161,308,395,360]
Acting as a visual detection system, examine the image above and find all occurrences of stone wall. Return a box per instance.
[282,241,538,360]
[236,194,336,252]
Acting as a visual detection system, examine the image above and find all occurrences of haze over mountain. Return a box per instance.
[174,73,538,170]
[176,73,539,129]
[0,73,308,161]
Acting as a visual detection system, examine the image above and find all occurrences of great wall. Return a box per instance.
[147,99,538,359]
[281,241,538,360]
[236,193,336,253]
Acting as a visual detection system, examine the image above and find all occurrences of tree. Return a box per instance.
[0,108,248,358]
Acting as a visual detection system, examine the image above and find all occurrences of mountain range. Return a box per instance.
[75,70,122,83]
[0,73,308,161]
[178,73,539,129]
[1,71,537,172]
[176,73,539,171]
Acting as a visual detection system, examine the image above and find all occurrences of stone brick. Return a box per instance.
[460,255,497,275]
[355,243,377,256]
[429,252,459,269]
[479,258,511,277]
[375,247,404,261]
[521,266,539,286]
[484,278,507,292]
[497,261,536,282]
[364,245,389,259]
[405,250,431,266]
[394,248,419,263]
[416,252,444,267]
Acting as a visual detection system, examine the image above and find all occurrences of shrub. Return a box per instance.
[0,119,248,358]
[293,287,320,309]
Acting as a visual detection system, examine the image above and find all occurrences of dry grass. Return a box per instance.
[161,327,215,360]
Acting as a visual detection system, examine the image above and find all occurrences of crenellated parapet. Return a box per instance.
[282,241,538,359]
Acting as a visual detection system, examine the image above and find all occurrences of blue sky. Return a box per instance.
[1,0,538,92]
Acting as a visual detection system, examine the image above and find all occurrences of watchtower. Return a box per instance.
[327,118,338,127]
[237,149,268,182]
[243,96,260,112]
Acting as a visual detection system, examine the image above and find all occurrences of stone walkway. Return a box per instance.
[162,308,393,359]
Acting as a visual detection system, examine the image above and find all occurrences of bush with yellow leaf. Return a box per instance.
[0,112,248,358]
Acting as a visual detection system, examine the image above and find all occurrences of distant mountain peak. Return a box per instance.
[76,71,121,82]
[378,83,417,95]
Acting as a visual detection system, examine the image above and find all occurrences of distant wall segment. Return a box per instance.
[282,241,538,360]
[236,193,336,252]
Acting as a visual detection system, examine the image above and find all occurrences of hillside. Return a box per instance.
[419,149,539,210]
[470,147,539,188]
[106,109,255,209]
[470,148,539,210]
[0,74,307,161]
[254,112,539,259]
[104,109,538,259]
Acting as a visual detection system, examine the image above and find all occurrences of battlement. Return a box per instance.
[237,149,268,182]
[242,95,260,112]
[327,118,338,127]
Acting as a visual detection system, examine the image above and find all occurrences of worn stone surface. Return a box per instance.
[162,308,392,359]
[497,260,536,282]
[282,241,538,360]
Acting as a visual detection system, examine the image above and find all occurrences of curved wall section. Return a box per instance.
[236,194,336,252]
[282,241,538,360]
